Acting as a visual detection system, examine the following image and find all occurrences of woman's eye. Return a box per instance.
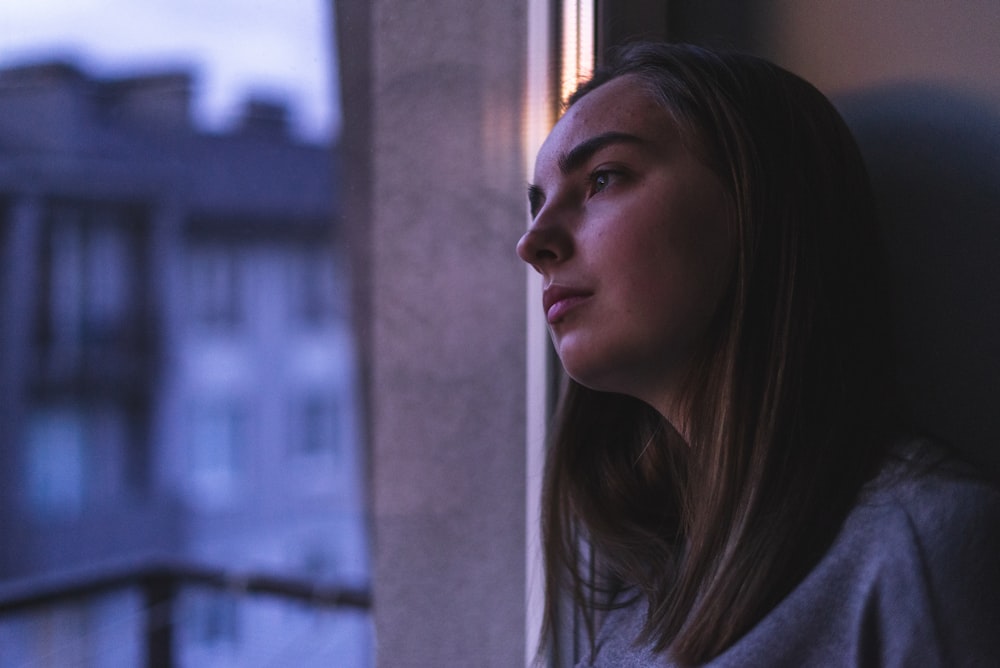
[590,170,616,195]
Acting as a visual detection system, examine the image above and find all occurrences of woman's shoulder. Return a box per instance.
[829,438,1000,665]
[859,438,1000,544]
[579,440,1000,667]
[713,439,1000,667]
[841,439,1000,593]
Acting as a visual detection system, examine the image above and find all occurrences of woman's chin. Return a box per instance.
[561,361,631,397]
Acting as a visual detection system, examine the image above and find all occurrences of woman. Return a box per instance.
[517,43,1000,667]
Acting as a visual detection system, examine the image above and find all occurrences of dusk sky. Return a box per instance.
[0,0,339,140]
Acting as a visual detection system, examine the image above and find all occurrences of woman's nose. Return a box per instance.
[516,215,572,273]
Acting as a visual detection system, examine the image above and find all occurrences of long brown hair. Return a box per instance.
[539,43,897,665]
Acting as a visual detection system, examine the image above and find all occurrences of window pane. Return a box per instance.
[24,405,89,520]
[298,394,341,457]
[0,2,370,665]
[188,245,241,330]
[188,398,246,508]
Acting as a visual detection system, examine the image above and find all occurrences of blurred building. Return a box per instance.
[0,59,369,665]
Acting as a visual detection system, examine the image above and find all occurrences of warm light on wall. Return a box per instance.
[523,0,553,663]
[524,2,595,666]
[560,0,595,104]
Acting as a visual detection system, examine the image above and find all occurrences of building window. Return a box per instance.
[36,203,144,362]
[23,405,90,520]
[80,214,132,336]
[188,245,242,330]
[292,248,339,327]
[188,399,246,507]
[295,394,340,457]
[299,543,339,580]
[181,589,241,647]
[1,199,9,271]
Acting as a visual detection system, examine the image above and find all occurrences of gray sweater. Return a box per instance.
[577,443,1000,667]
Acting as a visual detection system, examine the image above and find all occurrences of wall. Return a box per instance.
[755,0,1000,475]
[758,0,1000,107]
[663,0,1000,475]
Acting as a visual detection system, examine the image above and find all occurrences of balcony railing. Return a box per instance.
[0,560,371,667]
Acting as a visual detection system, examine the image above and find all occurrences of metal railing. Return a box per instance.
[0,561,371,668]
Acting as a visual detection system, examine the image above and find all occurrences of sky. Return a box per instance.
[0,0,339,141]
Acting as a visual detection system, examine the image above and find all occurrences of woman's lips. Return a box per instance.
[543,286,592,324]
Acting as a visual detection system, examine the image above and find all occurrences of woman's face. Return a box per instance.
[517,75,733,419]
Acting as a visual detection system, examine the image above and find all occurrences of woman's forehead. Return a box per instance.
[534,76,676,179]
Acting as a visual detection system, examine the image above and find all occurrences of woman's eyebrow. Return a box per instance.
[558,131,647,175]
[527,132,648,217]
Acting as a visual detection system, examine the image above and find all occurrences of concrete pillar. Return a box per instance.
[336,2,532,666]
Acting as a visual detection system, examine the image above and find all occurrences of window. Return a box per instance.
[36,203,146,361]
[188,399,247,508]
[188,245,242,331]
[23,405,89,520]
[296,394,341,457]
[182,589,241,646]
[293,247,341,327]
[23,399,137,520]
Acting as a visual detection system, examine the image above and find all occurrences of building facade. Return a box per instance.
[0,59,369,665]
